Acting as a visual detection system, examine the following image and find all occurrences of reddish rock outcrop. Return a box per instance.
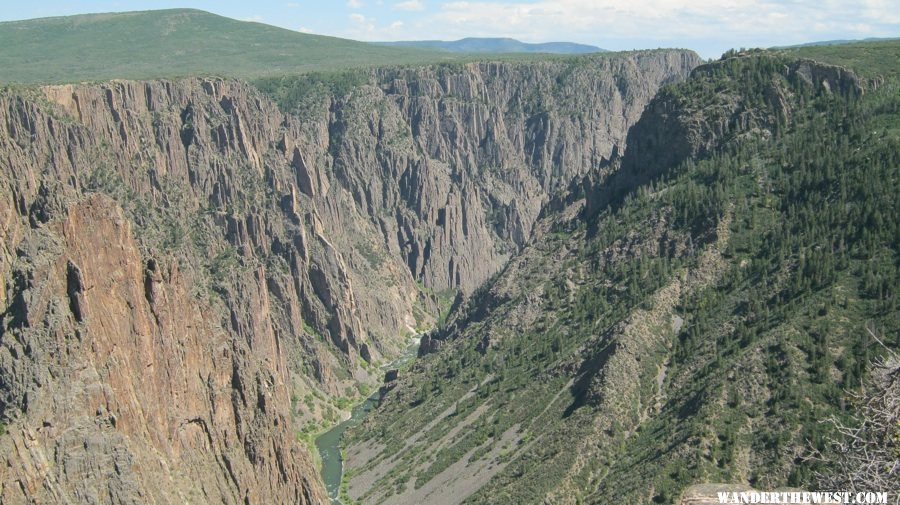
[0,195,326,504]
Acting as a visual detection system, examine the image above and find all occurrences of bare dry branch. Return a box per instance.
[806,328,899,502]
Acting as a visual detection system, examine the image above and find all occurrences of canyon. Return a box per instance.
[1,10,896,501]
[0,50,701,503]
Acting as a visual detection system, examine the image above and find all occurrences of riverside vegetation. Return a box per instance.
[0,9,896,505]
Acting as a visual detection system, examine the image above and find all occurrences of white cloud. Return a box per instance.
[350,12,377,33]
[859,0,900,24]
[345,12,415,39]
[241,15,265,22]
[285,2,301,7]
[332,0,897,56]
[348,0,364,8]
[417,0,899,56]
[395,0,425,11]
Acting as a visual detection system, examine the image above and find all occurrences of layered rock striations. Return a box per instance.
[0,195,325,503]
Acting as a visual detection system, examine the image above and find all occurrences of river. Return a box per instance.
[315,336,421,505]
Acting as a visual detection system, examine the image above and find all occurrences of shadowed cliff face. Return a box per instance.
[276,51,702,294]
[583,58,863,219]
[0,50,700,503]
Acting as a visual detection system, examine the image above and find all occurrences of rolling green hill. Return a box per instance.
[0,8,474,84]
[773,37,899,49]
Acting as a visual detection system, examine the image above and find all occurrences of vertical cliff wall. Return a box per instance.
[0,81,341,504]
[267,50,701,294]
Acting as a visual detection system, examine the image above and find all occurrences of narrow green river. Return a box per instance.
[315,336,420,504]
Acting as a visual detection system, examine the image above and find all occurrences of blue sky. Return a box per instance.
[2,1,898,58]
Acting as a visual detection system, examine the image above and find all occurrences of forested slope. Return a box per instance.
[345,48,899,505]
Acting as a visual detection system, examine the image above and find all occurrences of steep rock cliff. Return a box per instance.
[584,57,863,218]
[0,81,346,503]
[265,50,701,294]
[0,195,325,504]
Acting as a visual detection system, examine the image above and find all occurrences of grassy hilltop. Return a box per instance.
[0,8,471,83]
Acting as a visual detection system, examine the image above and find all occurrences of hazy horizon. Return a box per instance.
[1,1,898,59]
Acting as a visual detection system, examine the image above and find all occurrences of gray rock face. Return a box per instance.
[0,82,337,503]
[342,53,880,505]
[0,49,700,503]
[324,51,701,294]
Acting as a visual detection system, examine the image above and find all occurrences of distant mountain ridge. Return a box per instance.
[376,37,605,54]
[772,36,899,48]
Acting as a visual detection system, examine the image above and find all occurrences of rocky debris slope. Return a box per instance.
[0,51,700,503]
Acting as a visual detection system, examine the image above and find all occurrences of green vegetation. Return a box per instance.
[0,9,621,85]
[346,48,899,504]
[591,61,898,502]
[785,39,900,79]
[8,13,896,500]
[0,9,465,84]
[254,48,683,123]
[254,69,371,120]
[298,419,330,447]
